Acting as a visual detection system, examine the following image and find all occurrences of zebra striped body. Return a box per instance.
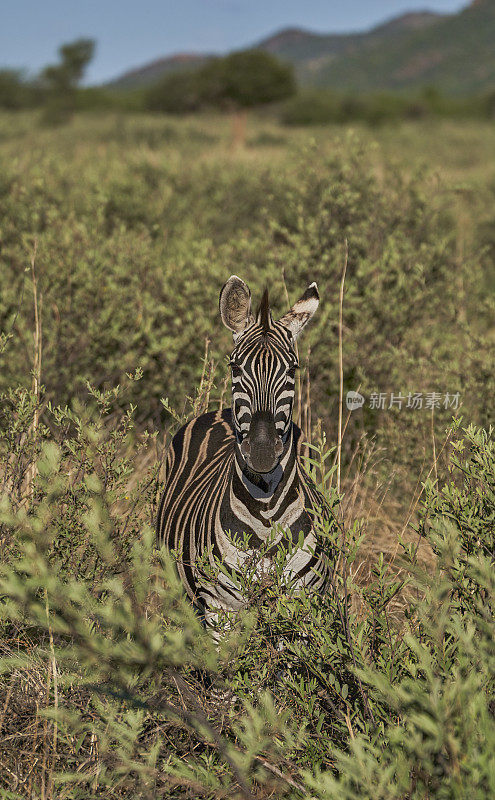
[157,408,330,618]
[156,276,334,626]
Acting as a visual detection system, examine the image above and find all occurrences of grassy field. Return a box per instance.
[0,111,494,798]
[3,110,495,189]
[1,110,493,488]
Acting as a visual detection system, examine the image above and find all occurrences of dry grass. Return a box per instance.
[338,437,436,625]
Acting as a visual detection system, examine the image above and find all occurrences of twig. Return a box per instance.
[27,241,42,499]
[337,240,348,495]
[90,732,100,791]
[431,405,438,483]
[394,425,456,563]
[254,756,305,792]
[40,647,51,800]
[344,710,355,740]
[0,685,13,734]
[28,701,41,797]
[280,267,290,311]
[195,337,212,416]
[218,373,230,412]
[1,262,28,350]
[332,381,362,470]
[31,240,42,414]
[144,670,256,800]
[45,590,58,798]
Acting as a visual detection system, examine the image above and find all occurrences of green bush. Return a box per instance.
[0,114,493,792]
[40,38,96,124]
[0,121,492,484]
[0,364,493,797]
[282,88,492,126]
[146,49,296,114]
[147,70,206,114]
[0,70,41,110]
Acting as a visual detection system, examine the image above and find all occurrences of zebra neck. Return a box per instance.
[235,426,294,500]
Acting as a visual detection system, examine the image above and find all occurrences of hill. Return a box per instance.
[107,1,495,96]
[310,0,495,94]
[258,11,443,67]
[108,53,212,91]
[106,10,445,90]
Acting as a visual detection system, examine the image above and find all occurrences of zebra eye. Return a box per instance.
[230,363,242,379]
[287,366,297,379]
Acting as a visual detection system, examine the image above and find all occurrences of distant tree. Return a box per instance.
[199,50,296,109]
[41,38,96,122]
[147,71,203,114]
[147,49,296,115]
[147,49,295,147]
[0,70,34,109]
[485,88,495,119]
[42,39,95,92]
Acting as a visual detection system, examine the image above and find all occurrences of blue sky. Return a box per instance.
[1,0,468,84]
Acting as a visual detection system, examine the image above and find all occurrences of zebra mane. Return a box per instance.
[257,288,271,335]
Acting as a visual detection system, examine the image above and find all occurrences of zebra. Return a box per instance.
[156,276,334,631]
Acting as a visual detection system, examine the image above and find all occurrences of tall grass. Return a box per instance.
[0,357,493,797]
[0,111,493,796]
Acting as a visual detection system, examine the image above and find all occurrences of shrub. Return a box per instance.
[0,122,492,499]
[147,70,206,114]
[146,50,296,114]
[281,88,492,126]
[0,70,39,110]
[0,366,493,797]
[40,38,96,124]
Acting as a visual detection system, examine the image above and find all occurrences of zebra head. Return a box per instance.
[220,276,319,474]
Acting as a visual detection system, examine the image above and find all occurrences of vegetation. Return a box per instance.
[40,38,96,123]
[147,50,296,114]
[0,366,493,797]
[308,0,495,95]
[0,110,494,796]
[2,28,495,124]
[0,39,147,118]
[4,14,495,125]
[108,2,495,98]
[0,70,39,110]
[282,87,495,126]
[0,112,493,482]
[41,39,95,96]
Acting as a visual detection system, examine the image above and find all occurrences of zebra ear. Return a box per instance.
[219,276,254,336]
[278,282,319,339]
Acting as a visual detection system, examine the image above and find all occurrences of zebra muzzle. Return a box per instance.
[240,411,284,474]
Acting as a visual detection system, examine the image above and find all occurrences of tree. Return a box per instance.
[147,71,203,114]
[199,50,296,109]
[0,70,36,109]
[147,49,296,114]
[41,38,96,122]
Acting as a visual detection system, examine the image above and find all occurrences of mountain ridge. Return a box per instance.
[259,10,445,53]
[107,3,495,96]
[310,0,495,94]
